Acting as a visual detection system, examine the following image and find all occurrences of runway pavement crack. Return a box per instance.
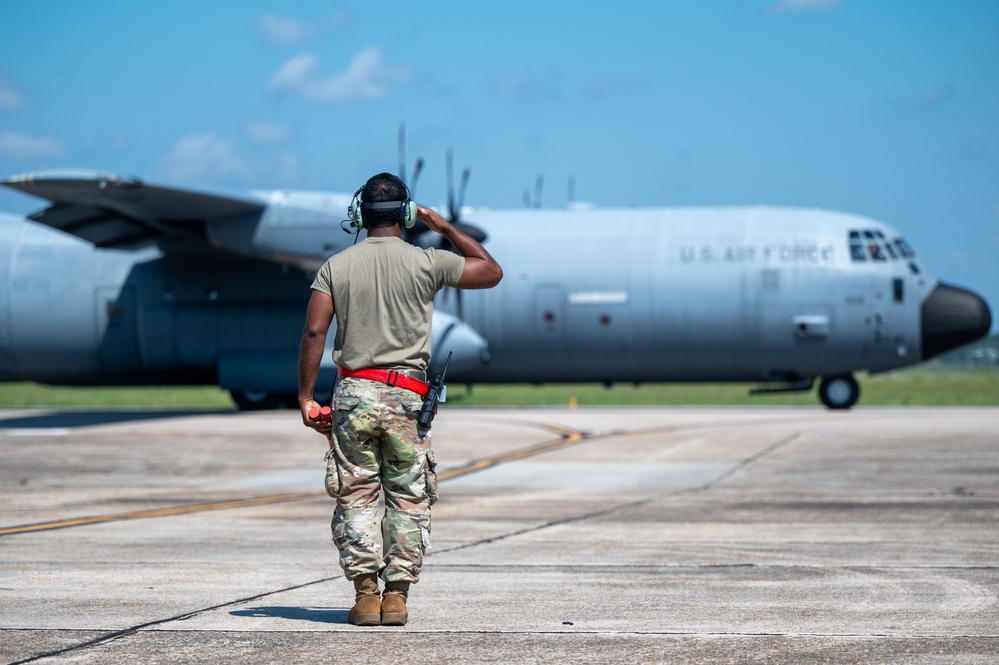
[432,432,802,557]
[7,574,343,665]
[430,495,660,556]
[698,431,801,490]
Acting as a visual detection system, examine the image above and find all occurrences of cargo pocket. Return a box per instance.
[424,449,439,505]
[323,448,341,498]
[333,396,360,420]
[332,520,348,550]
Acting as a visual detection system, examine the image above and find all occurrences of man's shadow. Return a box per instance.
[231,606,350,624]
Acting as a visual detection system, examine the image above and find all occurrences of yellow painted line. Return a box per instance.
[1,420,591,537]
[438,422,586,480]
[0,493,316,536]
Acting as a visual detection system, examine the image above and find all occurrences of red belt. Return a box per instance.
[337,367,429,397]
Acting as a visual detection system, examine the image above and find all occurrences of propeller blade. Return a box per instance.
[398,123,407,184]
[452,221,488,243]
[534,174,544,210]
[411,158,424,197]
[457,167,470,213]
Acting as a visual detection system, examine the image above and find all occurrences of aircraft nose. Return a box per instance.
[920,282,992,361]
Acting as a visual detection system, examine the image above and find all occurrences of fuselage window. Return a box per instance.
[863,231,886,261]
[893,277,904,303]
[908,261,921,275]
[849,230,866,261]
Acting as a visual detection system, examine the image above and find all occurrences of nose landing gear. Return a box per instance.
[818,374,859,410]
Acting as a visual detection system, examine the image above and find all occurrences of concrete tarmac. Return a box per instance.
[1,406,997,664]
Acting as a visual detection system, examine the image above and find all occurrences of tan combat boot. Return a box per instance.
[380,580,410,626]
[347,574,381,626]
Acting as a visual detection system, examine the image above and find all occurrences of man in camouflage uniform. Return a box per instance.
[297,172,502,626]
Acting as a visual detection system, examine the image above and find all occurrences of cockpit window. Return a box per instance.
[894,237,915,259]
[874,231,899,259]
[848,230,866,261]
[863,231,887,261]
[849,230,917,264]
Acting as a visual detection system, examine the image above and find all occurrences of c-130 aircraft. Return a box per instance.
[0,167,991,410]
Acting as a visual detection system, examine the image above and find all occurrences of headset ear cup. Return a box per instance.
[403,200,417,229]
[352,201,364,229]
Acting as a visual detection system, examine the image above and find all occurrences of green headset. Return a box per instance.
[350,173,417,230]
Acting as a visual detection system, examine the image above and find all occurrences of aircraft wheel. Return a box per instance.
[818,375,859,410]
[230,389,282,411]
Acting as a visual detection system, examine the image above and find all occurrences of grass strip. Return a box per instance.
[0,371,995,409]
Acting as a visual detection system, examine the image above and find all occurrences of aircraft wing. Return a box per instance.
[2,170,265,249]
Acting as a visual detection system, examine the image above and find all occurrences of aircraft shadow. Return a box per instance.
[0,409,237,430]
[230,606,350,625]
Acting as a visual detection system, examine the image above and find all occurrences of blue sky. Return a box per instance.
[1,1,997,328]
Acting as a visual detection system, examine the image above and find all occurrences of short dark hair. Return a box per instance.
[361,172,408,228]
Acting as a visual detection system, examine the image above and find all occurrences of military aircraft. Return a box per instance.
[0,168,991,410]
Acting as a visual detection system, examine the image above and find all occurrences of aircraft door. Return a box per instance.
[750,268,837,378]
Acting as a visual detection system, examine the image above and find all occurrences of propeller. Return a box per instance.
[398,123,423,196]
[399,123,431,242]
[444,148,485,242]
[394,123,488,321]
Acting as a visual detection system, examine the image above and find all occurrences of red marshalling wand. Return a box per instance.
[308,406,333,447]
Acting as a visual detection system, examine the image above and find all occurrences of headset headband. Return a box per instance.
[363,201,407,210]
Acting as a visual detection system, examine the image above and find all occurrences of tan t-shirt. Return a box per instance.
[311,237,465,372]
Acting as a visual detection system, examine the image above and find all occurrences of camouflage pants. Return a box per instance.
[325,377,439,583]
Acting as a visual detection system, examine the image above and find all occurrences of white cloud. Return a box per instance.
[257,13,316,45]
[256,8,353,45]
[0,130,64,158]
[770,0,842,13]
[269,53,318,92]
[162,133,247,180]
[245,120,291,145]
[0,76,24,110]
[161,133,303,184]
[268,47,410,103]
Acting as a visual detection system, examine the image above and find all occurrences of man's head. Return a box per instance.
[360,173,411,228]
